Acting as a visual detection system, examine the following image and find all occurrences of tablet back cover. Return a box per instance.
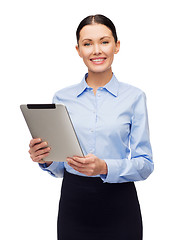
[20,104,84,162]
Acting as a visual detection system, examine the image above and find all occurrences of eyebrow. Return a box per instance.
[82,36,111,42]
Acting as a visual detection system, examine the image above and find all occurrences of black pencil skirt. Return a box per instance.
[57,169,142,240]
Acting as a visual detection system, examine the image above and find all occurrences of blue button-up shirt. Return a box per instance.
[40,73,154,183]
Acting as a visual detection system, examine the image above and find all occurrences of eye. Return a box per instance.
[84,43,91,46]
[102,41,109,45]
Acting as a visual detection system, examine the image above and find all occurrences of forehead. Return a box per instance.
[79,24,113,41]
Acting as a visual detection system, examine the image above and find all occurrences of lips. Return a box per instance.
[90,57,106,64]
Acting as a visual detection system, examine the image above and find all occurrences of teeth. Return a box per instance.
[92,59,105,62]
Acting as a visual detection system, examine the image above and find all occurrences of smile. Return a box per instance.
[90,58,106,64]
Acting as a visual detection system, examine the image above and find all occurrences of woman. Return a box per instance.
[29,14,154,240]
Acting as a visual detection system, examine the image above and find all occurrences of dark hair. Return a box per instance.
[76,14,118,45]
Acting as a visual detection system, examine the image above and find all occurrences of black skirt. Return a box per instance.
[57,169,142,240]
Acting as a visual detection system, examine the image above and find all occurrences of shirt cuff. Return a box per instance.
[102,159,122,183]
[39,163,48,168]
[102,158,133,183]
[39,161,60,177]
[100,174,107,182]
[103,157,154,183]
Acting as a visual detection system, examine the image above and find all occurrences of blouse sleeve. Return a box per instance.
[39,161,64,178]
[101,92,154,183]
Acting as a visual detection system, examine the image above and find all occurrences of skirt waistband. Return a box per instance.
[63,169,134,188]
[64,169,104,185]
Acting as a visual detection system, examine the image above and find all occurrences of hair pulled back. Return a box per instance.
[76,14,118,44]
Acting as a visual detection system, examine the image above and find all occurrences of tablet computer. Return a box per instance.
[20,104,84,162]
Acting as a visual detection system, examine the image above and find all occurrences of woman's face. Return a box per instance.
[76,24,120,74]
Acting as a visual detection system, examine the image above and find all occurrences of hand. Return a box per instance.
[66,153,107,176]
[28,138,53,166]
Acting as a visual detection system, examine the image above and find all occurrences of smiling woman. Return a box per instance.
[76,18,120,91]
[28,14,153,240]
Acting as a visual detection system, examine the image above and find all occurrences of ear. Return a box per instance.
[75,45,82,58]
[114,40,120,54]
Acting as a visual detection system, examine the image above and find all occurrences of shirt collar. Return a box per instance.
[76,73,119,97]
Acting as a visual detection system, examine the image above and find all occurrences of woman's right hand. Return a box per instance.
[28,138,53,166]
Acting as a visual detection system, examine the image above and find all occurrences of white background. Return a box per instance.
[0,0,178,239]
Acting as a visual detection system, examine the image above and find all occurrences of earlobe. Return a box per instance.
[75,45,82,57]
[115,40,120,54]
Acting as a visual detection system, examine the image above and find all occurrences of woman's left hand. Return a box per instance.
[66,153,107,176]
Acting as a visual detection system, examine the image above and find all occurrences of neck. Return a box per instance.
[86,68,113,88]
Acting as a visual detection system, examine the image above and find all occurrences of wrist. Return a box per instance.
[100,160,107,175]
[45,161,53,167]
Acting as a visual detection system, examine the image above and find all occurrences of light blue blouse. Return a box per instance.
[40,73,154,183]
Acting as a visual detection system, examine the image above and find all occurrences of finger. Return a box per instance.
[33,141,48,152]
[67,158,85,168]
[38,160,46,164]
[68,163,85,173]
[85,153,95,157]
[73,155,84,158]
[32,152,50,163]
[31,147,50,160]
[35,147,51,157]
[70,165,93,176]
[72,156,93,164]
[29,138,41,148]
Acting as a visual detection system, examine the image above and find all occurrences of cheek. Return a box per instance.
[103,44,116,56]
[80,48,92,59]
[107,47,115,56]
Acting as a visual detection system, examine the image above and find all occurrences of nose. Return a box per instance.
[93,44,102,55]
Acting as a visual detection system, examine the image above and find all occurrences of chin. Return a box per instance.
[85,59,113,74]
[88,66,111,74]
